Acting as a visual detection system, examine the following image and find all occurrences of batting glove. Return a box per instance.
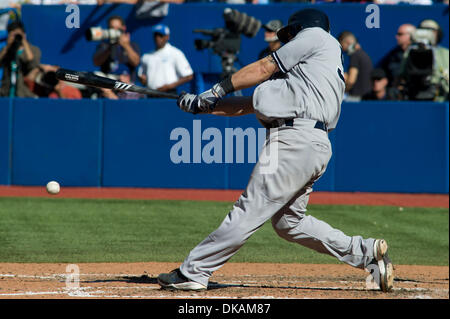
[196,83,226,112]
[177,83,226,114]
[177,92,201,114]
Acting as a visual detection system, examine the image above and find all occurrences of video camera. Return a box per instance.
[193,8,261,77]
[412,28,437,46]
[402,28,438,100]
[85,27,123,43]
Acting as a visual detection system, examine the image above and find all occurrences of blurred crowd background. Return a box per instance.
[0,0,448,102]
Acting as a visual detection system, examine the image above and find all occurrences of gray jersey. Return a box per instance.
[253,27,345,130]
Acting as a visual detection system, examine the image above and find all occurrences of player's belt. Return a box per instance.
[268,119,328,132]
[313,121,328,132]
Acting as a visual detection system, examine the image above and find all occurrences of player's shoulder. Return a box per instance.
[292,28,341,55]
[295,27,329,38]
[294,27,338,46]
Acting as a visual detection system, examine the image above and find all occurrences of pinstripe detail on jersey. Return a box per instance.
[271,52,288,73]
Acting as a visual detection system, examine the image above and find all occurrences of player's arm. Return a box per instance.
[229,55,280,91]
[177,55,278,114]
[211,96,254,117]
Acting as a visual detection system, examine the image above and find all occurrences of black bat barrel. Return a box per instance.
[55,68,116,89]
[56,68,179,99]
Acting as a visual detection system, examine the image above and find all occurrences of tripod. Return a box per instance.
[219,52,242,97]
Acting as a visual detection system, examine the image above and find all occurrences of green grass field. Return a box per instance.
[0,197,448,265]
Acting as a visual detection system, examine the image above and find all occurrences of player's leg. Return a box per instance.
[271,186,394,291]
[160,127,332,289]
[272,188,375,268]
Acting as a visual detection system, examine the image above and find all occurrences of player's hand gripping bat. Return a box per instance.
[55,68,179,99]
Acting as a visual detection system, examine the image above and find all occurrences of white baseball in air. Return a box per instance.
[46,181,60,195]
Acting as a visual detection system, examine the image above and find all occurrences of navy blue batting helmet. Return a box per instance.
[277,9,330,43]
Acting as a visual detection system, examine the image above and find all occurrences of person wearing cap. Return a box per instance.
[399,19,448,101]
[258,20,283,60]
[419,19,448,101]
[138,24,193,94]
[93,15,141,83]
[362,68,401,101]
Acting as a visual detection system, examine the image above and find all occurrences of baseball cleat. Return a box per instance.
[157,268,207,291]
[373,239,388,261]
[378,253,394,292]
[369,239,394,292]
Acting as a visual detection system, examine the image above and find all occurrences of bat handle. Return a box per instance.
[150,92,179,99]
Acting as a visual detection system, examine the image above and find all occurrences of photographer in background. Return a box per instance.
[30,65,82,99]
[0,20,41,97]
[258,19,283,60]
[399,19,449,101]
[92,15,140,83]
[379,23,416,89]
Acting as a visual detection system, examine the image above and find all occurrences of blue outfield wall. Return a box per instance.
[334,102,449,193]
[0,99,11,185]
[0,98,448,194]
[101,99,231,189]
[9,98,103,186]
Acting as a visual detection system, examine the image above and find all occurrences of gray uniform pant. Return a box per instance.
[180,119,375,287]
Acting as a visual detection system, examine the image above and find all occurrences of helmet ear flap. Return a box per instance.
[276,25,291,44]
[276,25,300,43]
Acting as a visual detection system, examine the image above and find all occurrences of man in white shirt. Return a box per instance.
[138,24,193,94]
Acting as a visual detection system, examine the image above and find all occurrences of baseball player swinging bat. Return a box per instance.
[55,68,179,99]
[157,8,394,294]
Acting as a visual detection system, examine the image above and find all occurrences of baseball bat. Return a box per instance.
[55,68,179,99]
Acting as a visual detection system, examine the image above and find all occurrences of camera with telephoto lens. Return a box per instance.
[85,27,123,43]
[193,8,261,78]
[10,33,23,53]
[4,33,23,63]
[13,33,23,46]
[402,28,438,100]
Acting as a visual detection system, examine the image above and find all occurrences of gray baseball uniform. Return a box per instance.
[179,27,376,287]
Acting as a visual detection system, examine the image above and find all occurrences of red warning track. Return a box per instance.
[0,186,447,208]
